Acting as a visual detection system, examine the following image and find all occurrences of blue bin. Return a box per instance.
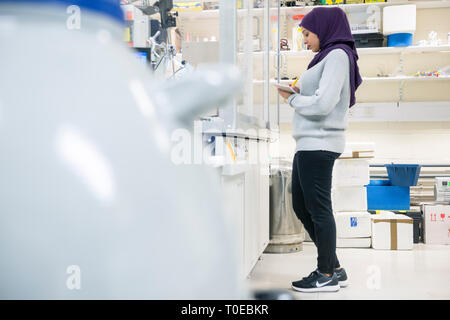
[387,33,413,47]
[369,179,391,186]
[366,185,410,211]
[385,164,421,187]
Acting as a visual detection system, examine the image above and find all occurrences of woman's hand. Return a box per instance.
[277,86,299,100]
[291,86,300,93]
[277,89,293,100]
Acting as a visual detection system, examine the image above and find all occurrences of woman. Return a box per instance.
[277,7,362,293]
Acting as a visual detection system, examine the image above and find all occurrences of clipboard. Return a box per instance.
[272,83,297,94]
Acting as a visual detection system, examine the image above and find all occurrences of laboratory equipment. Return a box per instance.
[0,0,245,299]
[353,33,384,48]
[265,162,305,254]
[434,177,450,202]
[291,14,304,52]
[123,3,150,47]
[383,4,416,47]
[134,47,152,66]
[122,1,181,77]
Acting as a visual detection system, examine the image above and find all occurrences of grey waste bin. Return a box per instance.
[265,163,305,253]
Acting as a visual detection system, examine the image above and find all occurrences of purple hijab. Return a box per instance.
[300,7,362,108]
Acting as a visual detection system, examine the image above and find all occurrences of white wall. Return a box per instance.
[275,121,450,164]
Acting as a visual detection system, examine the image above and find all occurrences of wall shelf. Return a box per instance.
[357,44,450,55]
[237,45,450,60]
[178,1,450,20]
[242,44,450,57]
[362,75,450,82]
[253,75,450,84]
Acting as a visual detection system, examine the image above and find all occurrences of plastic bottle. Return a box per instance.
[291,14,304,52]
[271,15,278,51]
[0,0,242,300]
[292,25,299,52]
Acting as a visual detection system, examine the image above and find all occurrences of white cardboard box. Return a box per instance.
[347,142,375,153]
[339,142,375,159]
[332,186,368,212]
[335,211,372,238]
[333,159,370,187]
[337,237,371,248]
[383,4,416,35]
[371,212,413,250]
[422,204,450,245]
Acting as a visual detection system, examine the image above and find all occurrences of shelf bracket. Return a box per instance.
[399,80,405,104]
[399,51,404,75]
[397,52,405,104]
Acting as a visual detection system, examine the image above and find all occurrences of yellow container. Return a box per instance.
[345,0,364,4]
[124,27,131,43]
[364,0,386,3]
[173,2,203,12]
[319,0,344,4]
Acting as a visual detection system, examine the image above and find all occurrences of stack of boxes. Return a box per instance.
[421,204,450,245]
[332,157,372,248]
[302,142,425,250]
[367,164,421,249]
[371,211,413,250]
[366,164,421,211]
[422,178,450,245]
[302,143,419,250]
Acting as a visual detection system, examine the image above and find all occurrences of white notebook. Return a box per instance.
[272,83,297,94]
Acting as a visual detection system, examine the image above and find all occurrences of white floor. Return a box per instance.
[246,242,450,300]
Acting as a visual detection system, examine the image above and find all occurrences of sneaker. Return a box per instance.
[291,270,340,293]
[335,268,348,287]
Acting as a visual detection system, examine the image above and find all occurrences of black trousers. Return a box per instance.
[292,150,341,274]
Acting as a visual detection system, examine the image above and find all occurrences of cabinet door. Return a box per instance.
[269,0,281,131]
[219,0,273,130]
[244,166,256,276]
[221,174,245,279]
[248,0,271,130]
[258,141,270,254]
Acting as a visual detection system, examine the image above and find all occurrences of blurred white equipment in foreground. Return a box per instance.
[0,0,245,299]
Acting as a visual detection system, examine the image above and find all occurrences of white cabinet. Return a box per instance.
[218,135,270,278]
[243,148,270,276]
[179,1,274,278]
[221,173,245,278]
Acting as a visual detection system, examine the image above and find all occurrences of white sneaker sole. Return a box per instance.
[291,284,340,293]
[339,280,349,287]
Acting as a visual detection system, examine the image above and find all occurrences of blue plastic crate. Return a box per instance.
[385,164,421,187]
[366,185,410,211]
[387,33,413,47]
[369,179,391,186]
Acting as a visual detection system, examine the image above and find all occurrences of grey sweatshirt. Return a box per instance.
[287,48,350,154]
